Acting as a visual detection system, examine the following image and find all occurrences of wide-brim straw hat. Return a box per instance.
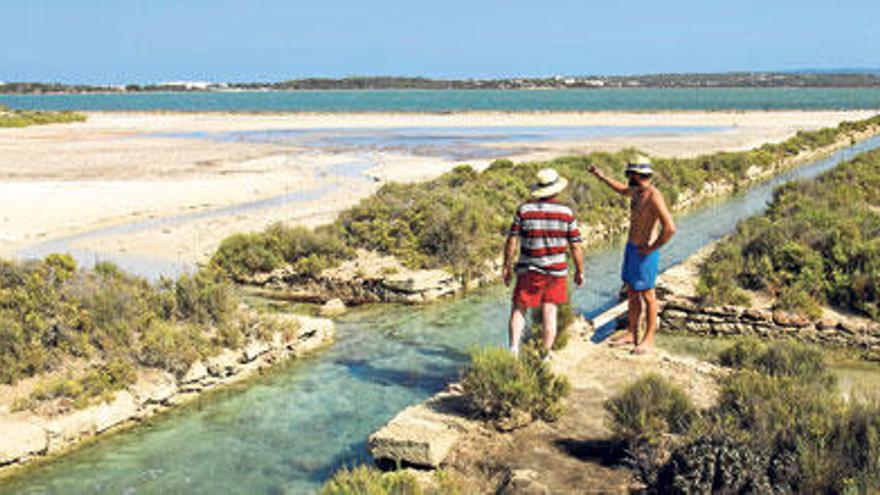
[625,155,654,176]
[531,168,568,198]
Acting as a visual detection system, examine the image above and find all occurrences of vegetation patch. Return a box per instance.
[0,255,239,387]
[460,345,570,425]
[212,115,880,287]
[604,374,697,445]
[319,465,468,495]
[13,360,136,411]
[698,147,880,321]
[606,338,880,493]
[0,105,86,128]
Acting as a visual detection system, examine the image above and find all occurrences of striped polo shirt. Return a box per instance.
[509,199,582,277]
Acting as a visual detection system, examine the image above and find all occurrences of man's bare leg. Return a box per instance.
[609,286,639,346]
[509,304,527,356]
[626,288,642,349]
[633,289,657,355]
[541,303,558,351]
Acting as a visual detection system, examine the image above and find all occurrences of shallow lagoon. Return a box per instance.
[3,137,880,494]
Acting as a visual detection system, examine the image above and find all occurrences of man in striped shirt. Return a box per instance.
[503,168,585,357]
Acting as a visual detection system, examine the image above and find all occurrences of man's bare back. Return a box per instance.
[628,184,661,248]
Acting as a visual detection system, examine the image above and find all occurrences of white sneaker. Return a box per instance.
[542,352,553,363]
[509,346,520,358]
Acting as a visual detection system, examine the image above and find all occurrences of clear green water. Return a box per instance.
[3,138,880,494]
[2,88,880,112]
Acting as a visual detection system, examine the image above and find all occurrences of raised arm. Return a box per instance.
[589,165,631,196]
[644,192,677,254]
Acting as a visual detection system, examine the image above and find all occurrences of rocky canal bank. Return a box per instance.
[0,314,334,478]
[656,245,880,360]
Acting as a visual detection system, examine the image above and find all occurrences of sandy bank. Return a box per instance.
[1,110,875,273]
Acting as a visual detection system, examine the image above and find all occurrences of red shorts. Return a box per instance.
[512,271,567,308]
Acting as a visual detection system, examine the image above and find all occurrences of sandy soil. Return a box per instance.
[1,110,875,274]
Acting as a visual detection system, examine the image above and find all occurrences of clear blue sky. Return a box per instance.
[2,0,879,84]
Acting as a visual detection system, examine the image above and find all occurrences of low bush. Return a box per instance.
[460,345,570,423]
[718,339,830,384]
[319,465,470,495]
[319,465,422,495]
[137,320,213,376]
[605,374,697,445]
[212,223,351,280]
[15,360,136,411]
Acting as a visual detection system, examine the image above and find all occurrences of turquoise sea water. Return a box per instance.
[2,88,880,112]
[3,137,879,495]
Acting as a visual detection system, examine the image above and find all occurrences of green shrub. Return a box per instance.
[172,267,236,326]
[605,374,697,445]
[211,232,283,279]
[15,360,136,411]
[715,371,840,452]
[319,465,422,495]
[718,339,831,384]
[461,345,570,423]
[137,320,212,376]
[212,223,351,279]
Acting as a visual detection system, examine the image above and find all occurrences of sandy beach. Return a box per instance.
[1,109,876,275]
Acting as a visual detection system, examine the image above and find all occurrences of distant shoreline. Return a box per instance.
[4,71,880,95]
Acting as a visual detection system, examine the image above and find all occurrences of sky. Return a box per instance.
[2,0,879,84]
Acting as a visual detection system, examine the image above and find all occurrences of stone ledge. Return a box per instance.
[368,389,477,468]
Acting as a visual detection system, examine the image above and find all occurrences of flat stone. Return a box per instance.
[288,316,335,356]
[368,391,473,468]
[181,361,208,384]
[743,308,772,322]
[773,311,811,328]
[0,414,47,464]
[242,339,272,362]
[318,298,347,317]
[93,391,138,433]
[130,370,177,405]
[207,349,241,377]
[838,321,864,335]
[500,469,551,495]
[663,309,689,320]
[817,318,839,330]
[43,409,99,452]
[383,270,454,294]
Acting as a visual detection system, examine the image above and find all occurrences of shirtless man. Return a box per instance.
[589,156,676,354]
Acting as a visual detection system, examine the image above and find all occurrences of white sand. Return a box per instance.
[1,109,875,272]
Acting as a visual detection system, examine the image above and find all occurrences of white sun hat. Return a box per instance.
[625,155,654,176]
[531,168,569,198]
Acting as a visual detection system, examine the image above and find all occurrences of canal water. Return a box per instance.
[3,137,880,494]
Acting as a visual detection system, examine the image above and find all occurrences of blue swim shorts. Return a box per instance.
[622,242,660,291]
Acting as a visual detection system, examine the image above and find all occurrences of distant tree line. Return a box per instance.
[4,72,880,94]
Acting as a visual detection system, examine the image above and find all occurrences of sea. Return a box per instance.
[2,87,880,112]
